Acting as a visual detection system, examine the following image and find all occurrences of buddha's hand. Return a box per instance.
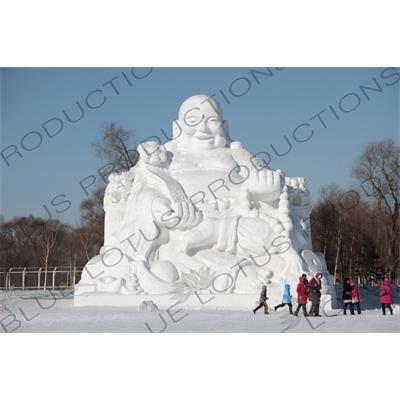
[152,197,203,230]
[247,169,283,203]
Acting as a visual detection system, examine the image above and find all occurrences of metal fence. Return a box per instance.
[0,267,83,291]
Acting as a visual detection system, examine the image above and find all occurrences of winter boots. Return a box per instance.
[382,304,393,315]
[274,303,293,314]
[343,302,355,315]
[293,304,308,317]
[309,303,321,317]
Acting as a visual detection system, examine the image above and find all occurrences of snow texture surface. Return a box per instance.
[1,286,399,333]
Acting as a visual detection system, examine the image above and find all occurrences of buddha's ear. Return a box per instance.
[223,120,229,135]
[172,119,183,140]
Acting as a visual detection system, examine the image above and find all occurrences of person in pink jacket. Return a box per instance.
[293,276,309,317]
[379,279,393,315]
[349,279,362,315]
[308,272,322,290]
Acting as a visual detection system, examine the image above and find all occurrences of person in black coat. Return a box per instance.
[253,285,269,314]
[342,278,354,315]
[308,280,322,316]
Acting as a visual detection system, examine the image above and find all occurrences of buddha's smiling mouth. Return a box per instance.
[194,133,214,140]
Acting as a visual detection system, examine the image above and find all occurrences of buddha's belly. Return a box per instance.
[170,168,244,203]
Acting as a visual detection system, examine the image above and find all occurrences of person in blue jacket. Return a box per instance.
[274,284,293,314]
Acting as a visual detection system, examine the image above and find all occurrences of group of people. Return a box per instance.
[253,274,395,317]
[277,273,323,317]
[342,277,394,315]
[253,272,324,317]
[342,278,363,315]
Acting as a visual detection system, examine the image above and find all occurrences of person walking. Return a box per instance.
[343,278,354,315]
[379,279,393,315]
[349,279,362,315]
[274,284,293,314]
[293,276,309,317]
[308,280,322,316]
[308,272,323,316]
[308,272,322,289]
[253,285,269,314]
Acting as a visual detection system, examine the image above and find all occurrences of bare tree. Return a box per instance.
[37,220,60,291]
[91,121,139,172]
[311,184,350,282]
[0,216,72,289]
[79,186,105,254]
[77,121,139,258]
[67,228,84,289]
[351,138,400,282]
[311,183,385,285]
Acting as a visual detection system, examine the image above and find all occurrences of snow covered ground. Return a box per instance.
[1,286,398,400]
[1,286,399,333]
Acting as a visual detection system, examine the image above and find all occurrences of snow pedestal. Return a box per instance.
[74,292,338,311]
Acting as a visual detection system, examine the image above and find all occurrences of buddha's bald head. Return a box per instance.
[178,94,223,122]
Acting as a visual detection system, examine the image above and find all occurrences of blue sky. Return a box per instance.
[1,67,399,226]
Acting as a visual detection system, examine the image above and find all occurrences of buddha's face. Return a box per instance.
[175,95,228,151]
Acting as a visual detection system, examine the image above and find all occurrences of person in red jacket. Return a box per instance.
[294,276,309,317]
[379,279,393,315]
[308,272,322,289]
[342,278,354,315]
[349,279,362,315]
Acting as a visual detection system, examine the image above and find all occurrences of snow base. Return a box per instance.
[74,292,338,310]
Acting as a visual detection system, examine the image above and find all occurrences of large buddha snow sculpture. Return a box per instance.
[76,95,331,298]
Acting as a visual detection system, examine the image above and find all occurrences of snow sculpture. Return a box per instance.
[104,171,133,246]
[75,94,335,305]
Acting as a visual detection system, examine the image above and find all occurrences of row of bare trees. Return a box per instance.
[0,213,106,290]
[1,121,398,288]
[310,138,399,284]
